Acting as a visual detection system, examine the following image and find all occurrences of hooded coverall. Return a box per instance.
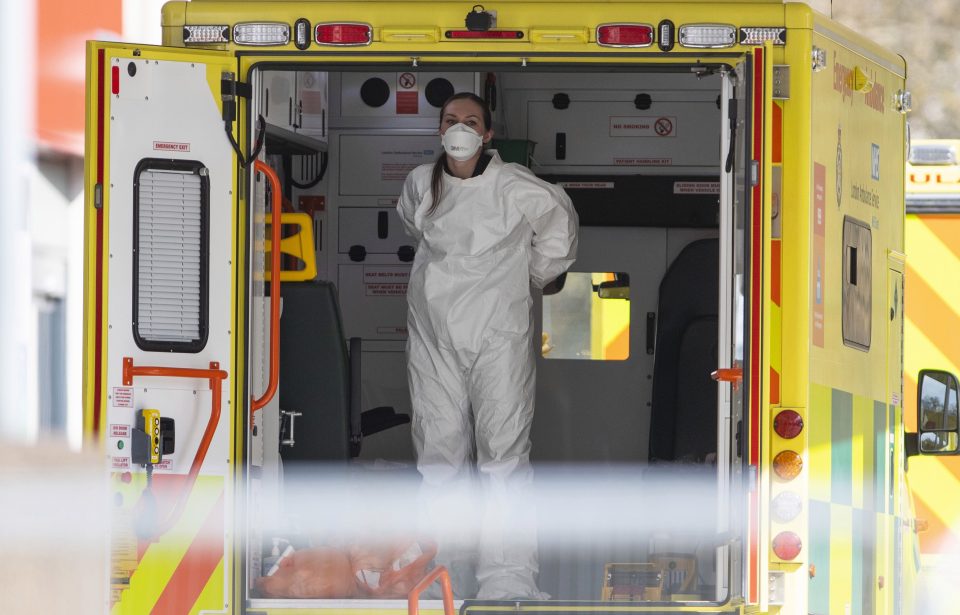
[397,151,578,599]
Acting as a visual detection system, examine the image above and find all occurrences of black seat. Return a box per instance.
[279,281,409,461]
[649,238,720,463]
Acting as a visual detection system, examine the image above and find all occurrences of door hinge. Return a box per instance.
[220,73,252,100]
[93,183,103,209]
[772,65,790,100]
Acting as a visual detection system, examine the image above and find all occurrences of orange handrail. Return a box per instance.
[251,159,282,417]
[122,357,228,539]
[408,566,455,615]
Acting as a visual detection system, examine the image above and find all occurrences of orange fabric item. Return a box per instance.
[255,547,359,599]
[351,540,438,598]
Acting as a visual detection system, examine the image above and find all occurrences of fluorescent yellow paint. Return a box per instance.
[829,506,853,615]
[905,220,960,314]
[114,477,224,614]
[191,557,226,615]
[908,457,960,532]
[851,395,873,510]
[808,384,832,503]
[905,319,959,378]
[589,274,629,361]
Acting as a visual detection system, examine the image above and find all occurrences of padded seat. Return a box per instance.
[649,238,720,463]
[279,281,409,461]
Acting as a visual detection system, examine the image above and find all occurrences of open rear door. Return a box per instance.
[83,42,240,613]
[717,51,763,607]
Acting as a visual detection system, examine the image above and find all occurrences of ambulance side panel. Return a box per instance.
[803,13,911,615]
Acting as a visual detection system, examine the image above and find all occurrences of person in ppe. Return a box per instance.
[396,92,578,600]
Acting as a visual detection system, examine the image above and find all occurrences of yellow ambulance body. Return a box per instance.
[904,140,960,567]
[82,1,955,613]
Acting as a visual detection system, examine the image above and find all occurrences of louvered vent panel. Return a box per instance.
[136,169,204,345]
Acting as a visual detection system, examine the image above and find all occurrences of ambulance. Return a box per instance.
[82,1,958,613]
[904,140,960,570]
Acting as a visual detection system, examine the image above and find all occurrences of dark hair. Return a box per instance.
[429,92,493,214]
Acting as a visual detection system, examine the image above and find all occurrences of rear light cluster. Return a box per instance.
[182,20,784,49]
[771,409,805,562]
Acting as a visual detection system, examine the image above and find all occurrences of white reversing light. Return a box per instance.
[739,27,786,46]
[183,25,229,44]
[233,22,291,46]
[678,24,736,48]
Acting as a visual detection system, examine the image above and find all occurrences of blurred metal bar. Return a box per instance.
[0,0,36,441]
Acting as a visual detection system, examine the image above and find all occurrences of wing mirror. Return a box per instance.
[914,369,960,455]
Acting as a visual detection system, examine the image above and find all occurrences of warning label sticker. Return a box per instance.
[674,181,721,195]
[367,284,407,297]
[153,141,190,152]
[382,163,420,182]
[397,72,419,115]
[609,116,677,138]
[558,181,615,190]
[365,267,410,297]
[112,456,131,470]
[377,326,409,336]
[112,387,133,408]
[110,424,130,438]
[613,158,673,167]
[377,148,436,182]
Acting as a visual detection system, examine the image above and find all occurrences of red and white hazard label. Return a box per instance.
[396,72,419,114]
[365,267,410,296]
[674,181,720,194]
[558,181,615,190]
[609,116,677,138]
[153,141,191,152]
[112,387,134,408]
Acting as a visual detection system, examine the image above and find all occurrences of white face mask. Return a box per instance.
[441,123,484,162]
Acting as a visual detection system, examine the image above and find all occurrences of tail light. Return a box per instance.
[772,531,802,560]
[596,24,654,47]
[316,23,372,46]
[772,450,803,480]
[773,410,804,439]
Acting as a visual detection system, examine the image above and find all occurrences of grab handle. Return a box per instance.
[251,160,282,417]
[122,357,228,539]
[408,566,454,615]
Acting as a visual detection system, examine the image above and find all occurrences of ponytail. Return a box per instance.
[428,153,446,215]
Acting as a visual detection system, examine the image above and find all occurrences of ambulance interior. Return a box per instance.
[247,65,743,605]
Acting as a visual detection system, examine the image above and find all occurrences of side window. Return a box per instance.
[541,272,630,360]
[842,216,871,350]
[133,159,210,353]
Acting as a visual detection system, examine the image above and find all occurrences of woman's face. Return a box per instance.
[439,98,493,143]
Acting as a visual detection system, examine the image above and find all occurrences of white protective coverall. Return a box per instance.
[397,151,578,600]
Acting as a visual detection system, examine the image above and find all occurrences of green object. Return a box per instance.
[491,139,536,167]
[117,440,125,450]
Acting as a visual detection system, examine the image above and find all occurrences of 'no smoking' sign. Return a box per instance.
[397,72,419,114]
[654,117,674,136]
